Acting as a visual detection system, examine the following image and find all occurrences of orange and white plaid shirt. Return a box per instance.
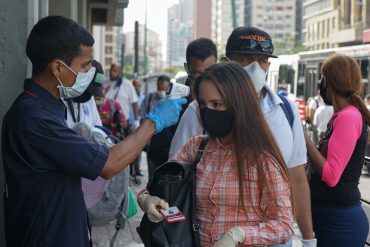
[172,136,293,247]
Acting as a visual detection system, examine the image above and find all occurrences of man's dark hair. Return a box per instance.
[186,38,217,63]
[26,15,94,76]
[157,75,170,83]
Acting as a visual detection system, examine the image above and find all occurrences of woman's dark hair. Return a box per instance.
[193,62,292,215]
[26,15,94,76]
[186,38,217,63]
[321,54,370,125]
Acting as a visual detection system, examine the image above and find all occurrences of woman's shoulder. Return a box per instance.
[335,105,362,122]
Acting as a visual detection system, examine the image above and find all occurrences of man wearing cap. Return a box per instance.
[221,27,315,247]
[169,27,316,247]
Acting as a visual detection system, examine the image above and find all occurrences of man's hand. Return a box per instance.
[145,98,187,133]
[214,226,245,247]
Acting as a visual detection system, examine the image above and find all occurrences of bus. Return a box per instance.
[267,44,370,101]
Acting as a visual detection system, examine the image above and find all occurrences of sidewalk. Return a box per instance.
[91,152,303,247]
[91,153,148,247]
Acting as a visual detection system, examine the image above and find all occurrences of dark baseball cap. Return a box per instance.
[86,60,104,97]
[226,26,277,58]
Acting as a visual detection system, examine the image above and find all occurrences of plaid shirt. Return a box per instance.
[173,136,293,246]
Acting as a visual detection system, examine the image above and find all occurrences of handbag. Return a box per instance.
[137,136,208,247]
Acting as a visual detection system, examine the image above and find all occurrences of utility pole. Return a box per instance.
[134,21,139,78]
[143,0,148,76]
[231,0,237,29]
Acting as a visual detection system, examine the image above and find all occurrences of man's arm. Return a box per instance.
[101,119,155,179]
[101,98,187,179]
[288,165,314,240]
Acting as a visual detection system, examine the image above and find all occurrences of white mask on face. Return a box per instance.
[157,90,166,99]
[244,61,267,92]
[56,60,96,99]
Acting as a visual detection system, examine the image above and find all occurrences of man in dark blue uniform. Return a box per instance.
[2,16,186,247]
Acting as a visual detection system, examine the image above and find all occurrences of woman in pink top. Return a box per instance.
[305,54,370,246]
[138,62,294,246]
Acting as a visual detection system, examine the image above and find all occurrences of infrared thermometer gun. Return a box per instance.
[166,82,190,99]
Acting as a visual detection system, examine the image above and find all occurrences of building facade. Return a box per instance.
[210,0,296,55]
[303,0,370,49]
[125,25,163,74]
[193,0,212,39]
[167,0,193,67]
[93,26,123,74]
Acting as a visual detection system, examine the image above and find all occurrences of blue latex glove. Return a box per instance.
[145,98,187,133]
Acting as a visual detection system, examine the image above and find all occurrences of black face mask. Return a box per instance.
[200,107,234,138]
[319,80,332,105]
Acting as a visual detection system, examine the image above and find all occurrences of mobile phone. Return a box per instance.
[159,206,186,223]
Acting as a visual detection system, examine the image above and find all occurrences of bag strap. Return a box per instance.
[278,94,294,129]
[66,98,80,123]
[114,77,123,100]
[191,136,208,247]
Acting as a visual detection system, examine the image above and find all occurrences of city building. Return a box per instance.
[211,0,296,55]
[303,0,370,49]
[193,0,212,39]
[167,0,193,67]
[124,24,163,74]
[93,26,124,74]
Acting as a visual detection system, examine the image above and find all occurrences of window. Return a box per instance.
[105,58,113,65]
[105,35,113,43]
[106,26,113,31]
[105,46,113,54]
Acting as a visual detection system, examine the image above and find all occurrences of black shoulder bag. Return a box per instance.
[137,136,208,247]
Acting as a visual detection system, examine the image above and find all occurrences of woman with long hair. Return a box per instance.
[305,54,370,246]
[138,62,294,246]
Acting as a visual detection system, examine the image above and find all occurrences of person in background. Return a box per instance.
[312,102,334,142]
[169,38,218,158]
[104,63,139,135]
[138,62,294,246]
[364,93,370,111]
[140,75,170,118]
[139,75,171,178]
[95,93,128,140]
[307,89,324,144]
[2,15,186,246]
[305,54,370,246]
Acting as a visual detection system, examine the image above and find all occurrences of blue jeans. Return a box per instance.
[312,202,369,247]
[268,238,292,247]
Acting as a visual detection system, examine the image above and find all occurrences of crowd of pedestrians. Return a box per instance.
[2,15,370,247]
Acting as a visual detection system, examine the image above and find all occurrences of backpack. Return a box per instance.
[278,94,294,129]
[108,98,126,140]
[137,136,208,247]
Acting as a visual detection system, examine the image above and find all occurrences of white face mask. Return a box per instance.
[157,90,166,99]
[56,60,96,99]
[244,61,267,92]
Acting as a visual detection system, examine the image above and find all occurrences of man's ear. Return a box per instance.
[50,59,62,77]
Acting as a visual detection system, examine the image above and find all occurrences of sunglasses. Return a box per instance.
[239,38,274,54]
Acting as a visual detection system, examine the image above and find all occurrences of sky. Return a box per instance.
[123,0,179,61]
